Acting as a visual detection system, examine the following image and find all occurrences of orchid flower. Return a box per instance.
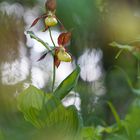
[38,32,72,68]
[30,0,64,31]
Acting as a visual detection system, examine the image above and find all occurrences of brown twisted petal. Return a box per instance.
[42,26,49,32]
[45,0,56,11]
[54,47,61,67]
[54,56,61,68]
[58,32,72,46]
[30,14,47,28]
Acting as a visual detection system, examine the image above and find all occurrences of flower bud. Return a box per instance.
[45,16,58,27]
[45,0,56,11]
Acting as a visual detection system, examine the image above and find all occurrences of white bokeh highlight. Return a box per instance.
[78,49,103,82]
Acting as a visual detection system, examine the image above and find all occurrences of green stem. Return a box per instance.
[115,49,123,59]
[48,27,56,92]
[52,57,56,92]
[27,31,51,52]
[48,27,56,48]
[27,30,56,92]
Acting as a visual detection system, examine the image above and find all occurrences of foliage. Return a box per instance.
[54,66,80,100]
[17,67,82,132]
[110,42,140,60]
[0,130,5,140]
[1,0,140,140]
[18,26,140,140]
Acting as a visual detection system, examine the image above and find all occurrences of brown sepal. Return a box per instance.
[42,26,49,32]
[30,14,47,28]
[54,56,61,68]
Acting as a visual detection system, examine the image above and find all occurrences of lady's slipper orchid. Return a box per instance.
[37,32,72,68]
[54,32,72,67]
[30,11,57,31]
[30,0,63,31]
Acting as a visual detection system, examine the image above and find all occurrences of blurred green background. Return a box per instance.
[1,0,140,139]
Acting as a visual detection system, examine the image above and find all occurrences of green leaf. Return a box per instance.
[54,66,80,100]
[17,85,45,128]
[0,130,5,140]
[110,42,133,51]
[17,85,82,133]
[105,134,128,140]
[18,86,44,111]
[40,94,82,134]
[96,125,116,134]
[110,42,140,60]
[78,125,118,140]
[81,127,95,140]
[122,98,140,140]
[107,102,122,129]
[110,66,140,96]
[80,127,102,140]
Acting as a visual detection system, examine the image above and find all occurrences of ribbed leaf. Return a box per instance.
[17,85,82,133]
[54,66,80,100]
[18,86,44,111]
[17,86,45,128]
[42,95,82,134]
[41,94,82,134]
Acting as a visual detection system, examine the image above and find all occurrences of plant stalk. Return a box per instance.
[27,31,51,52]
[115,49,123,59]
[48,27,56,92]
